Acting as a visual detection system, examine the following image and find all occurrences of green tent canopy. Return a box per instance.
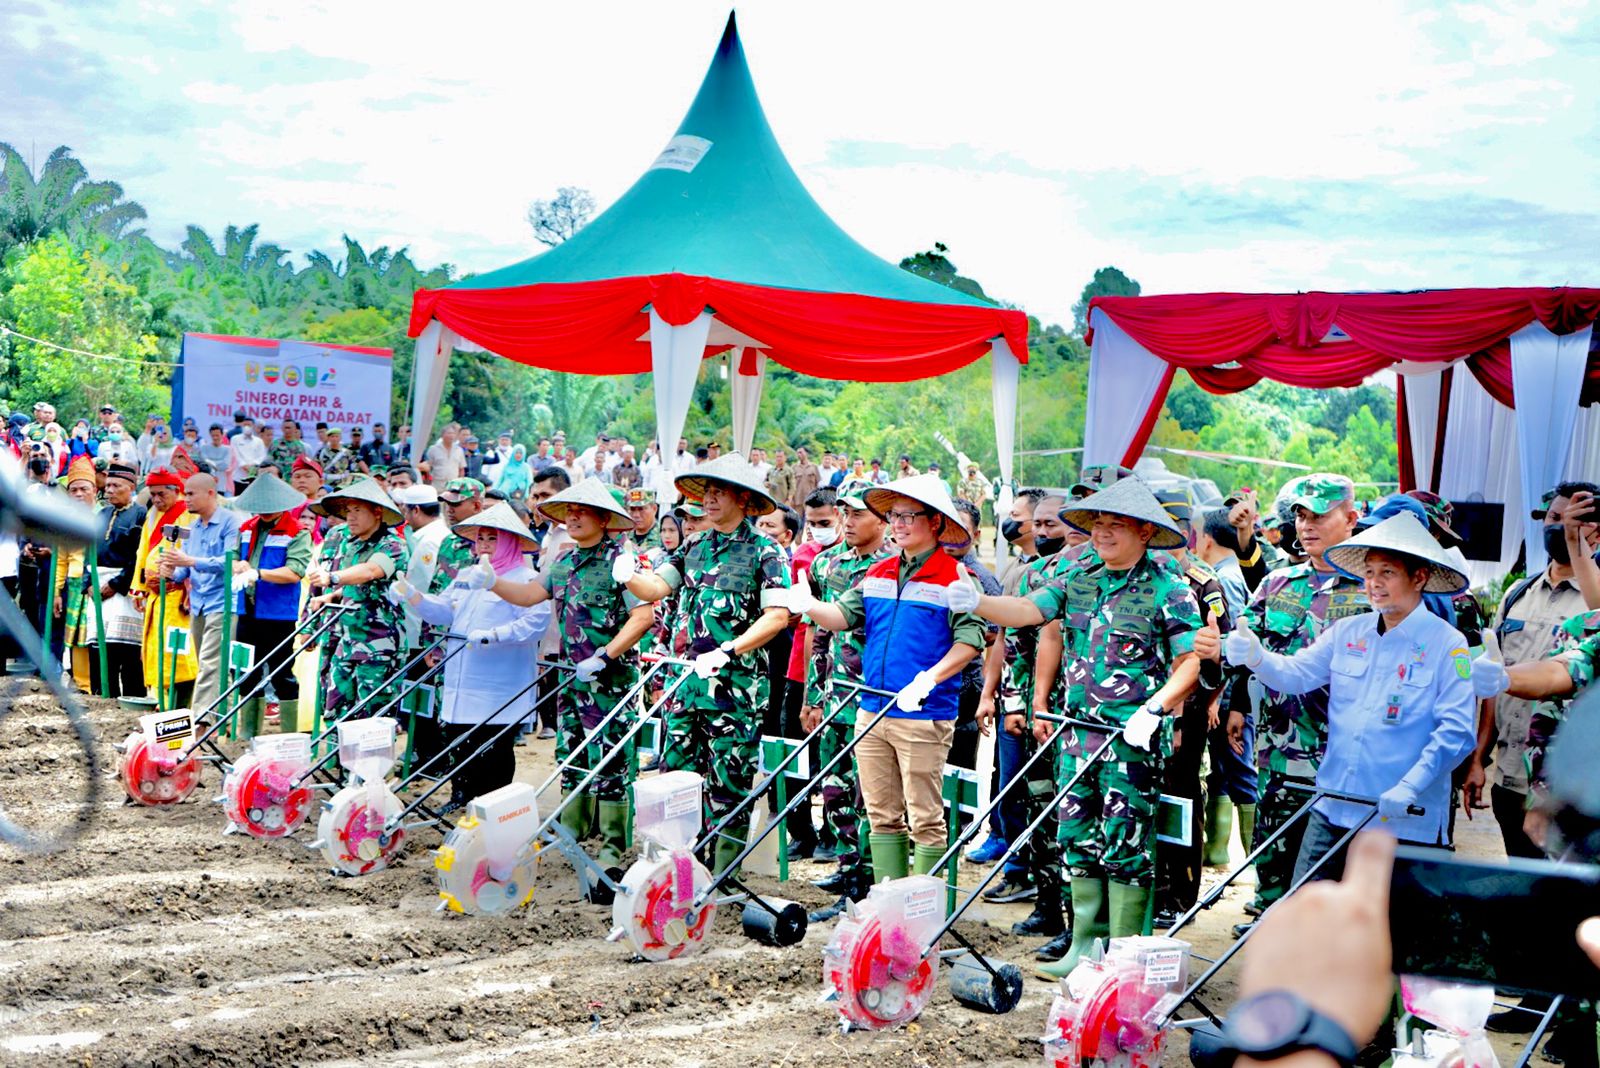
[407,12,1027,484]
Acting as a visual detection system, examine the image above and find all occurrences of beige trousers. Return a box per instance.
[854,714,955,847]
[189,611,227,714]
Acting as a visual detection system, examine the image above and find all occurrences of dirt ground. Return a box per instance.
[0,677,1554,1068]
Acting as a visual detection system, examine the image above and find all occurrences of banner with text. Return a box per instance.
[174,334,393,434]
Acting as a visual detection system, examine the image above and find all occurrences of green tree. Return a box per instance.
[1070,265,1140,336]
[0,144,147,256]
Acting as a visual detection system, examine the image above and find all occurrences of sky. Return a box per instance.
[5,0,1598,327]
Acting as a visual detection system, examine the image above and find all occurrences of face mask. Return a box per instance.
[810,525,839,547]
[1545,525,1572,566]
[28,458,49,475]
[1034,534,1066,557]
[108,433,121,442]
[1001,518,1027,544]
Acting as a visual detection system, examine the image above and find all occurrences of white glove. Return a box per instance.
[894,668,939,712]
[693,645,731,679]
[1122,701,1163,751]
[1378,780,1421,822]
[385,575,414,605]
[1225,620,1263,668]
[1472,632,1508,698]
[788,569,821,617]
[459,555,495,591]
[574,653,607,682]
[945,562,980,613]
[611,552,638,585]
[236,568,259,588]
[467,626,500,645]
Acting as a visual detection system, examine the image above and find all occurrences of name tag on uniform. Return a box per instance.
[1344,639,1368,660]
[1384,693,1402,724]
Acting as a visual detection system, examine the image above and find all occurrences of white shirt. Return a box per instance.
[414,564,551,725]
[750,461,772,484]
[96,439,139,466]
[232,432,268,468]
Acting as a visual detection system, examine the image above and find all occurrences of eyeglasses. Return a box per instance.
[886,509,930,525]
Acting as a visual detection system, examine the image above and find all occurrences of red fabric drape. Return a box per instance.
[409,273,1029,382]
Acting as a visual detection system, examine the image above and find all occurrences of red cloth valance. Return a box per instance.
[410,273,1029,384]
[1088,287,1600,400]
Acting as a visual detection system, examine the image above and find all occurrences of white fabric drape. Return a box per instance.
[1565,403,1600,484]
[407,320,456,465]
[1511,322,1594,571]
[989,336,1020,568]
[1435,370,1523,588]
[649,307,713,501]
[729,347,766,456]
[1084,308,1171,468]
[1399,370,1445,493]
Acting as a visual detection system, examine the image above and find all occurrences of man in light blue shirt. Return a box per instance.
[162,473,240,713]
[1218,514,1476,883]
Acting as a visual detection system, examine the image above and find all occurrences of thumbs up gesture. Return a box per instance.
[1225,616,1264,668]
[1471,630,1509,698]
[946,561,980,613]
[788,568,821,617]
[1194,608,1223,661]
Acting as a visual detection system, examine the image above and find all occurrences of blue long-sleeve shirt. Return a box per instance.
[171,508,241,615]
[1249,604,1476,845]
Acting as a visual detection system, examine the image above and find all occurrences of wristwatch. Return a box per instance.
[1214,990,1358,1068]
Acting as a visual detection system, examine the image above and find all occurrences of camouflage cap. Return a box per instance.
[836,479,873,510]
[1402,490,1461,547]
[1285,473,1354,516]
[625,487,657,507]
[439,476,486,504]
[674,500,706,518]
[1530,486,1561,520]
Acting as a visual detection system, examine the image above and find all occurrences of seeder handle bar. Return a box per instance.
[384,666,578,832]
[181,605,350,760]
[288,632,468,788]
[523,657,672,802]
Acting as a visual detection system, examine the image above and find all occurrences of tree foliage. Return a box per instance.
[1070,265,1140,336]
[527,186,596,248]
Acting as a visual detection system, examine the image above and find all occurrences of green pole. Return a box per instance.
[220,548,235,739]
[157,575,168,712]
[943,774,962,914]
[88,542,110,699]
[776,744,789,884]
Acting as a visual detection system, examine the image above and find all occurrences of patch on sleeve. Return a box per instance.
[1451,647,1471,679]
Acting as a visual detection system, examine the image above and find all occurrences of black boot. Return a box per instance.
[1013,876,1065,936]
[811,867,854,893]
[807,867,869,924]
[1035,930,1073,962]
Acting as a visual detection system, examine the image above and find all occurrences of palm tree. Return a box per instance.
[0,144,147,254]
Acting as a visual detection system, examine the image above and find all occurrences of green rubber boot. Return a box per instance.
[911,843,945,876]
[558,794,595,840]
[868,832,910,882]
[1204,796,1234,867]
[596,800,631,870]
[712,832,746,879]
[235,697,265,741]
[1109,881,1153,938]
[1038,877,1108,979]
[1237,803,1257,857]
[277,699,303,734]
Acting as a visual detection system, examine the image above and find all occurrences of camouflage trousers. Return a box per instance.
[323,653,402,724]
[662,669,765,823]
[817,716,865,873]
[556,685,637,802]
[1057,728,1161,887]
[1252,771,1315,908]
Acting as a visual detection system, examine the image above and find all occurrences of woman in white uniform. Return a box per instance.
[393,502,551,807]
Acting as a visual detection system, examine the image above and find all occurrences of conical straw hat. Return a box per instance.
[453,501,540,552]
[538,477,635,532]
[310,476,402,526]
[673,452,779,515]
[232,472,306,516]
[1324,513,1468,593]
[1059,477,1186,550]
[863,473,972,554]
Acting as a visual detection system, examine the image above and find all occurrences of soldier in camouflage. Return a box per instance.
[1214,474,1366,927]
[625,487,662,552]
[306,477,410,723]
[618,453,792,877]
[971,476,1202,977]
[489,479,655,870]
[799,485,891,921]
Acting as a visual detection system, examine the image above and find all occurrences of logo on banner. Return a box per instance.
[245,362,260,383]
[263,364,280,383]
[283,367,300,387]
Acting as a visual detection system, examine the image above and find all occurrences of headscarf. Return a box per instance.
[487,528,525,576]
[494,444,532,497]
[171,444,198,478]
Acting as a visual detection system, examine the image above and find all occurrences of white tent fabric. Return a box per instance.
[730,347,767,456]
[1431,369,1523,588]
[1510,321,1594,571]
[989,337,1020,567]
[649,308,713,500]
[407,320,458,465]
[1400,370,1445,492]
[1083,308,1172,468]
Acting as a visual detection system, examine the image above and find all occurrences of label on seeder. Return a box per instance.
[471,783,540,876]
[140,709,193,753]
[1143,948,1187,986]
[338,717,398,777]
[663,785,699,819]
[901,883,941,921]
[252,732,311,769]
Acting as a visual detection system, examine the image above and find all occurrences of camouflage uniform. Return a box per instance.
[1529,609,1600,793]
[548,540,645,801]
[314,523,349,698]
[1229,562,1367,906]
[655,520,790,823]
[269,437,307,472]
[1027,553,1203,886]
[325,526,410,721]
[323,445,358,488]
[804,540,891,876]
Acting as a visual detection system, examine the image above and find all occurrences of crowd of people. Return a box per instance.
[16,398,1600,1059]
